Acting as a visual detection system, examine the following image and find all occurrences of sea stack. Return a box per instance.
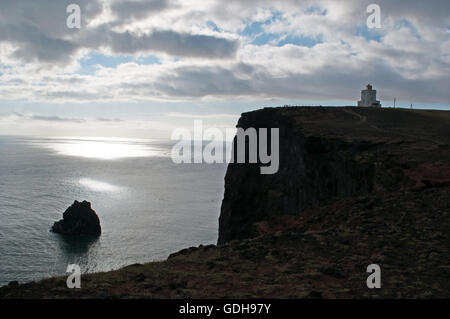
[51,200,101,235]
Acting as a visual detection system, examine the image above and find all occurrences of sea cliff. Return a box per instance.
[219,106,450,244]
[1,107,449,299]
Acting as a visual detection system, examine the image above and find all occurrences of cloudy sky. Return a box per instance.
[0,0,449,138]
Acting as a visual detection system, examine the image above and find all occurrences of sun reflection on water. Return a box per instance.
[79,178,124,192]
[32,137,165,160]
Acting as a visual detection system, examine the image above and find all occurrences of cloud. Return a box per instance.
[153,65,254,98]
[0,112,125,124]
[110,0,171,22]
[0,0,448,106]
[164,112,239,119]
[0,0,103,37]
[0,112,185,139]
[0,0,103,63]
[1,112,85,123]
[0,23,77,63]
[0,0,239,64]
[96,118,123,122]
[30,115,85,123]
[79,26,240,58]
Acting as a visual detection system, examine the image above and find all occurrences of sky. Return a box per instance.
[0,0,449,138]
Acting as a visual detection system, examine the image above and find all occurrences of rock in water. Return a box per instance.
[51,200,101,235]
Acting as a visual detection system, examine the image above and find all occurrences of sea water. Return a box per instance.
[0,136,227,286]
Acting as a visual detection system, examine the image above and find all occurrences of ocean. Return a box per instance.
[0,136,227,286]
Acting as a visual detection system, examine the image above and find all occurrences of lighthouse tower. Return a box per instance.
[358,84,381,107]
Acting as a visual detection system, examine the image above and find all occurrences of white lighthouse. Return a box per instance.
[357,84,381,107]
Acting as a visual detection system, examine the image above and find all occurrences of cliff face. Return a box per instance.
[219,107,450,244]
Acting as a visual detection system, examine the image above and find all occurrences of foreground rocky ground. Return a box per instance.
[1,107,449,298]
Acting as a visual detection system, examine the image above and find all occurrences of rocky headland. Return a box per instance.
[1,107,449,299]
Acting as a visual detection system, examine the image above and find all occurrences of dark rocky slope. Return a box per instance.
[219,107,450,244]
[1,107,449,299]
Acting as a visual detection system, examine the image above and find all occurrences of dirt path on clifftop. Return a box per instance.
[343,108,367,124]
[342,108,386,133]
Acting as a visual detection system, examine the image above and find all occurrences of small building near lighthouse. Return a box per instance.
[357,84,381,107]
